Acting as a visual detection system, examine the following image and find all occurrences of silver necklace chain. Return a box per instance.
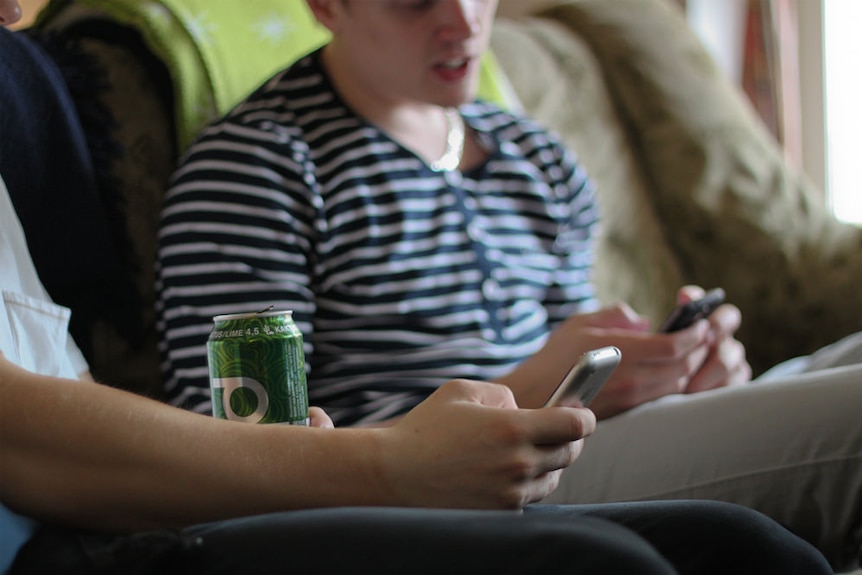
[430,108,465,172]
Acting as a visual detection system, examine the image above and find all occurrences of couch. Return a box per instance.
[28,0,862,400]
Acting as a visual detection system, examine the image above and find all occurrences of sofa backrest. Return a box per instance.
[33,0,523,395]
[34,0,862,394]
[506,0,862,373]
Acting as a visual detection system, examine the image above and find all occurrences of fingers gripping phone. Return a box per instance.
[544,346,622,408]
[658,288,726,333]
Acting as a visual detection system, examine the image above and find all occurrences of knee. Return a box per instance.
[684,501,832,574]
[533,521,676,575]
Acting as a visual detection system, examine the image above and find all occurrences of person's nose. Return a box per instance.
[437,0,482,42]
[0,0,23,26]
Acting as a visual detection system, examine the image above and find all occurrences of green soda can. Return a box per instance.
[207,309,309,425]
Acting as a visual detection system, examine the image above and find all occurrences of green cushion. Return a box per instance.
[41,0,518,151]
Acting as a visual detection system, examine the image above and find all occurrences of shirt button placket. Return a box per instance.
[449,176,505,340]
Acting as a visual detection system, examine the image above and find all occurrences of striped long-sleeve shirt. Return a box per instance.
[156,49,600,426]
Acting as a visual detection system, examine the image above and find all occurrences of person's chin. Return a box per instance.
[437,85,479,108]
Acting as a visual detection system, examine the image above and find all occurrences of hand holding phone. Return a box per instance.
[544,346,622,408]
[658,288,725,333]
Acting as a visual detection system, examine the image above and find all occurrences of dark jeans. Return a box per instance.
[10,501,830,575]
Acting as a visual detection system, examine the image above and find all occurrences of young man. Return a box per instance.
[153,0,859,570]
[157,0,751,421]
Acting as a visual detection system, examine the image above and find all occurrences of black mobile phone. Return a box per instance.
[658,288,726,333]
[544,346,622,408]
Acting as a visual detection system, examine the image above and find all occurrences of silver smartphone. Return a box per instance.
[543,346,622,408]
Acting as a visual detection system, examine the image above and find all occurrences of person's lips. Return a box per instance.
[434,56,471,82]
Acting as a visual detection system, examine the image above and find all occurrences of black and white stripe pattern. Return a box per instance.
[156,50,600,425]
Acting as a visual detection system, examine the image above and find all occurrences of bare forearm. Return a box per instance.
[1,361,595,531]
[0,362,388,532]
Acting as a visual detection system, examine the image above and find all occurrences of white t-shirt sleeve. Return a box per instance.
[0,175,89,379]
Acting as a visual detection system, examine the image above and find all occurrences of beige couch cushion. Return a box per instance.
[525,0,862,373]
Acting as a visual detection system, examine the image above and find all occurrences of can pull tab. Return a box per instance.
[257,305,275,315]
